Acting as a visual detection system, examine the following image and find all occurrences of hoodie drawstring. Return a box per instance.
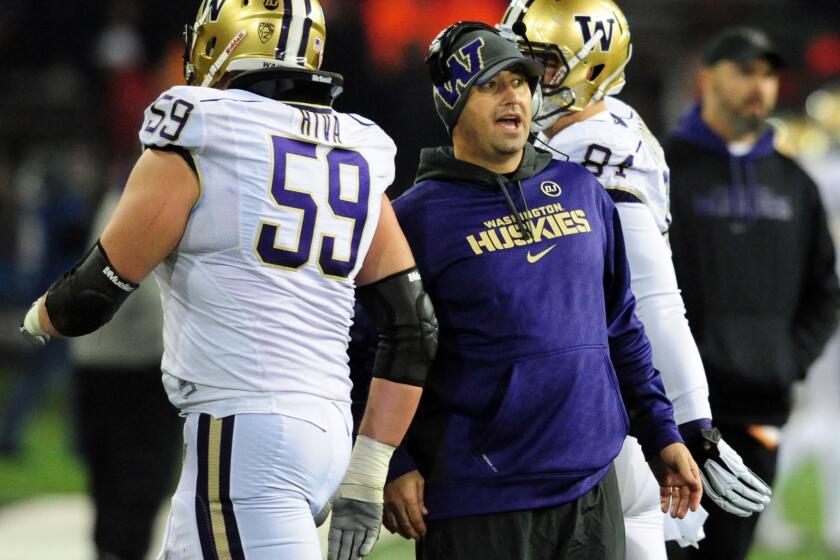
[493,176,533,241]
[516,180,534,236]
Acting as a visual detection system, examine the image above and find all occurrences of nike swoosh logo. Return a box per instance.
[526,244,557,264]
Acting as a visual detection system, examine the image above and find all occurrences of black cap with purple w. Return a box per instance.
[426,21,544,136]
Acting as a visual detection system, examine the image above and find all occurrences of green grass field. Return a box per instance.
[0,382,837,559]
[0,391,86,502]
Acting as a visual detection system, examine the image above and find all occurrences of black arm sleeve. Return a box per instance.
[355,267,438,387]
[45,241,138,336]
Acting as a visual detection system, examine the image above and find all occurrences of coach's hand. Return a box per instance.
[328,436,395,560]
[384,469,427,540]
[648,442,703,519]
[685,427,771,517]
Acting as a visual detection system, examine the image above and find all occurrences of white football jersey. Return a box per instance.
[139,85,395,414]
[538,97,671,233]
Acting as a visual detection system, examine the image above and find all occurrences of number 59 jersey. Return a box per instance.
[139,85,396,408]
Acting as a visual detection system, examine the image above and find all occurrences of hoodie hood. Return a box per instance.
[414,142,554,242]
[672,103,776,159]
[415,142,553,186]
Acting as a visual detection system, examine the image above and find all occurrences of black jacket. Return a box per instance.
[665,104,840,425]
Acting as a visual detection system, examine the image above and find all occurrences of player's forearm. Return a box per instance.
[358,378,422,447]
[618,202,712,423]
[634,295,711,422]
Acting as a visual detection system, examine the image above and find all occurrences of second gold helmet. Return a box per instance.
[500,0,632,127]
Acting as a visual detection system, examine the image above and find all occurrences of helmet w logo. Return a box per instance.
[435,38,486,109]
[574,15,615,51]
[205,0,228,22]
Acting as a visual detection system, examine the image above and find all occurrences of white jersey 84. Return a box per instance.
[539,96,671,234]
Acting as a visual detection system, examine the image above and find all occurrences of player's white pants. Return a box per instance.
[615,436,667,560]
[156,405,351,560]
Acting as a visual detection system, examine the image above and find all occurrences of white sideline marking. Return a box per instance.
[0,494,402,559]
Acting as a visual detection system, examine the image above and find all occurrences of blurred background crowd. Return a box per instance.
[1,1,839,558]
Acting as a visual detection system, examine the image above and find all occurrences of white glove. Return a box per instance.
[20,300,50,347]
[688,428,772,516]
[327,436,395,560]
[328,499,383,560]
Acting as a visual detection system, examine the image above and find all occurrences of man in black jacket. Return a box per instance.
[665,27,840,560]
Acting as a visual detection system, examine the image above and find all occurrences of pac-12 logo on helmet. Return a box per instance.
[258,22,275,44]
[184,0,327,87]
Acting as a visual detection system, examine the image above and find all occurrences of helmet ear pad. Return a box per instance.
[530,81,543,127]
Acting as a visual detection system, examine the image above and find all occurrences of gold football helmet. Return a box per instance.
[500,0,632,128]
[185,0,327,88]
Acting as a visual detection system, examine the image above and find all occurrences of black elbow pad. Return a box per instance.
[356,267,438,386]
[45,241,139,336]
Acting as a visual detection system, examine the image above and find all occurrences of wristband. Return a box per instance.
[339,435,396,503]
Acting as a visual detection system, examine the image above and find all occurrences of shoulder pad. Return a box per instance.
[557,117,642,160]
[338,112,396,188]
[139,86,205,152]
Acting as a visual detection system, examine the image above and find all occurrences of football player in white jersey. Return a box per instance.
[494,0,772,557]
[19,2,436,559]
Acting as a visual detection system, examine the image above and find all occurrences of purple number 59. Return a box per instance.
[144,95,194,141]
[255,136,371,279]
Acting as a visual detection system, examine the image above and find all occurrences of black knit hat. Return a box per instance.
[427,22,544,136]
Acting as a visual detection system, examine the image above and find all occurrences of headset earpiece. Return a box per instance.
[426,21,503,87]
